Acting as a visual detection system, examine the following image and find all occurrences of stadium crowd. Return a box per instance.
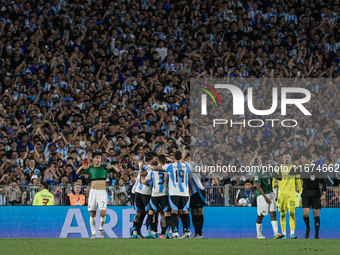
[0,0,339,207]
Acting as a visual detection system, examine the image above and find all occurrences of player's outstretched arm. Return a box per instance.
[147,165,165,172]
[166,157,174,163]
[141,176,151,185]
[107,165,120,173]
[76,165,88,175]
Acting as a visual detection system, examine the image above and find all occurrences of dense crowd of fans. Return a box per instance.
[0,0,339,207]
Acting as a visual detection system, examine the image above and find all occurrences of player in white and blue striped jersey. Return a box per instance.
[142,155,171,239]
[185,153,206,239]
[151,150,191,239]
[131,154,154,239]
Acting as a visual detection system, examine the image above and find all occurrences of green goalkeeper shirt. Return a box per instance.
[82,164,113,181]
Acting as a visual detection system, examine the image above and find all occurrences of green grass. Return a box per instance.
[0,239,338,255]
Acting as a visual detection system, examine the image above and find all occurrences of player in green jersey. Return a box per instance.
[76,152,120,239]
[254,155,284,240]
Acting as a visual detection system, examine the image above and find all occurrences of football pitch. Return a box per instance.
[1,239,338,255]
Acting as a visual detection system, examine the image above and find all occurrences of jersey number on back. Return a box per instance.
[158,172,164,185]
[175,170,184,183]
[42,199,49,205]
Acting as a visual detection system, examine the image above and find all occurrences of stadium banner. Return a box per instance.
[1,206,340,238]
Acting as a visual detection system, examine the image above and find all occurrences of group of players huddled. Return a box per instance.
[77,150,205,239]
[131,150,205,239]
[76,149,326,239]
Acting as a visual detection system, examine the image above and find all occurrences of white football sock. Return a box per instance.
[99,216,106,231]
[291,230,294,235]
[271,220,278,235]
[256,223,262,236]
[90,217,96,235]
[283,231,286,235]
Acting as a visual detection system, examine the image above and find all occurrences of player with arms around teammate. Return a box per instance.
[185,153,206,239]
[273,152,302,239]
[76,152,120,239]
[299,152,326,239]
[131,153,154,239]
[150,150,191,239]
[142,154,171,239]
[255,156,284,239]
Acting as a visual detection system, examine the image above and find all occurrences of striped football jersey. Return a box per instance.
[187,161,205,196]
[147,168,169,197]
[163,162,191,196]
[135,163,152,195]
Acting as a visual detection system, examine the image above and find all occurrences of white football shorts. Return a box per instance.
[88,189,108,211]
[257,192,276,216]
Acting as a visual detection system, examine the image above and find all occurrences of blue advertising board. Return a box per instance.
[0,207,339,238]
